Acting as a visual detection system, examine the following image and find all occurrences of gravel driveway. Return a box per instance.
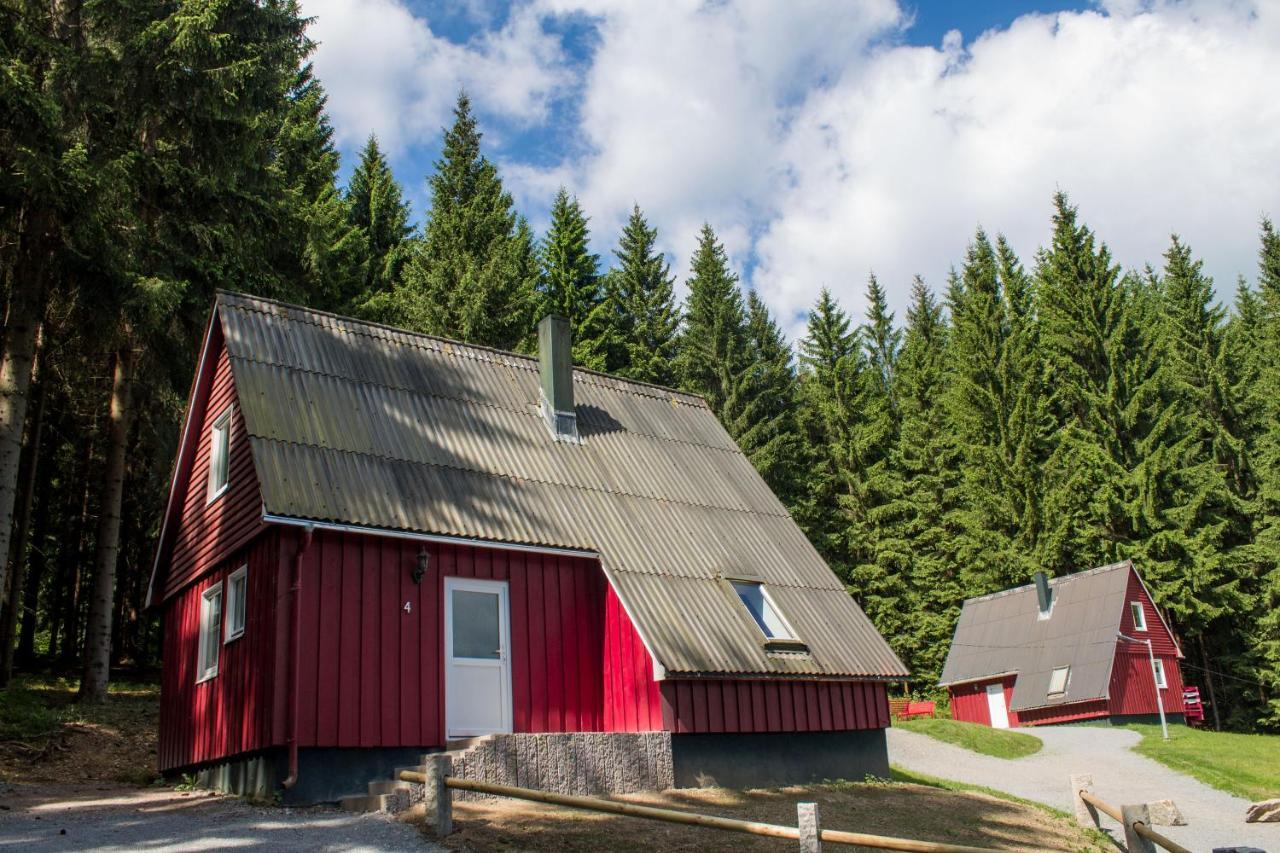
[0,784,443,852]
[889,725,1276,851]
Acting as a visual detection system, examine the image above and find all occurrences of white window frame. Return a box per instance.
[224,565,248,643]
[206,405,233,504]
[197,583,223,683]
[1130,601,1147,631]
[1152,658,1168,689]
[730,581,798,642]
[1047,665,1070,695]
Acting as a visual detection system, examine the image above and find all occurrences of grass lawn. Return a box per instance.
[432,776,1106,851]
[1120,723,1280,802]
[895,716,1043,759]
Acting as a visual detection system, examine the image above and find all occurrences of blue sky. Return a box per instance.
[302,0,1279,339]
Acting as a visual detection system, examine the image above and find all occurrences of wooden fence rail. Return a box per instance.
[1070,774,1192,853]
[400,764,997,852]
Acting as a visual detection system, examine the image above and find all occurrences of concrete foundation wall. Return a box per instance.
[448,732,673,799]
[670,729,890,789]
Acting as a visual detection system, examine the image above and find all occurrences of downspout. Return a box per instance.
[282,525,315,790]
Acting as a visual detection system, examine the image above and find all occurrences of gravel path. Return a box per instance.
[0,784,443,852]
[889,725,1277,851]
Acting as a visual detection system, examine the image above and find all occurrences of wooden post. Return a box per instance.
[797,802,821,853]
[1121,804,1156,853]
[1069,774,1096,827]
[424,754,453,836]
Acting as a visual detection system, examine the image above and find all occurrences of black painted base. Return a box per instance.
[167,746,440,806]
[670,729,890,789]
[1107,712,1186,727]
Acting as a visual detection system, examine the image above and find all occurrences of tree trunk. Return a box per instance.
[55,414,96,666]
[0,337,45,686]
[15,431,53,668]
[0,264,47,614]
[79,347,134,702]
[1198,636,1221,732]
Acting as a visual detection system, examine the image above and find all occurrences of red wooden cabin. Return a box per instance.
[939,561,1186,728]
[148,293,908,803]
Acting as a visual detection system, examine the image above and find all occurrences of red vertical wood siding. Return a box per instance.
[659,680,889,733]
[159,529,281,771]
[1109,650,1186,716]
[602,585,663,731]
[1118,568,1182,657]
[293,532,607,749]
[1015,699,1109,726]
[947,676,1016,726]
[163,321,263,600]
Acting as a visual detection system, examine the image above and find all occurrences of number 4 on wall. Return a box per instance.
[404,601,412,614]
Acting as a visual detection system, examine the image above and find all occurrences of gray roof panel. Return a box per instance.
[218,292,907,679]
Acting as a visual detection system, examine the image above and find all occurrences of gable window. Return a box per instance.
[1152,658,1167,689]
[731,581,796,641]
[1047,665,1070,696]
[1130,601,1147,631]
[225,566,248,642]
[197,584,223,683]
[207,406,232,503]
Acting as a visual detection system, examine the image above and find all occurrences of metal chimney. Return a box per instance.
[538,315,579,443]
[1034,571,1052,618]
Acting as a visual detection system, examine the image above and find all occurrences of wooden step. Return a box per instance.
[368,779,412,796]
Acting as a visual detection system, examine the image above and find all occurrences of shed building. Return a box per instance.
[148,292,908,803]
[939,561,1186,728]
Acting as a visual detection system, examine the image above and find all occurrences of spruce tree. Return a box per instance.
[538,189,606,364]
[678,224,747,414]
[397,93,538,349]
[583,205,679,383]
[346,134,413,317]
[796,290,861,575]
[895,278,963,683]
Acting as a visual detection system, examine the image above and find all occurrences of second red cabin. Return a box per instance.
[939,562,1186,728]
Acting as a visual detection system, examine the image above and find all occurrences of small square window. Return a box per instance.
[225,566,248,642]
[1047,665,1070,695]
[207,406,232,503]
[1152,658,1167,689]
[1130,601,1147,631]
[197,584,223,683]
[731,581,796,641]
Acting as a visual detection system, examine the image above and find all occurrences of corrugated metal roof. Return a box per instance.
[218,292,907,679]
[938,561,1133,711]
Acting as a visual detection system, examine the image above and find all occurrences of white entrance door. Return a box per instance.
[986,683,1010,729]
[444,577,512,738]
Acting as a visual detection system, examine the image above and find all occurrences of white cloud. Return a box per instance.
[301,0,568,154]
[756,0,1280,336]
[305,0,1280,343]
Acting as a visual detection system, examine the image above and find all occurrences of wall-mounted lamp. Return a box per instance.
[412,547,429,585]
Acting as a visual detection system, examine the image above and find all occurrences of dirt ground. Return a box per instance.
[428,781,1106,851]
[0,680,159,787]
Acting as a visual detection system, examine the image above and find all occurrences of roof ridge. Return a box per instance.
[215,289,710,405]
[225,351,747,459]
[248,434,793,522]
[962,560,1132,606]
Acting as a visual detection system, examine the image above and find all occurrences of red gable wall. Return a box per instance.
[160,318,264,601]
[1109,567,1185,717]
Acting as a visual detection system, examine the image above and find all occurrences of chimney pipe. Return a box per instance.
[1034,571,1052,618]
[538,315,579,443]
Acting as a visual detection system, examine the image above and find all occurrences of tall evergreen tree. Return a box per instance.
[346,134,413,317]
[537,189,607,364]
[397,93,538,349]
[678,224,747,414]
[581,205,679,383]
[895,278,963,683]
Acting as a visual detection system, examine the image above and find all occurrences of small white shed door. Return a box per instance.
[986,683,1010,729]
[445,577,512,738]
